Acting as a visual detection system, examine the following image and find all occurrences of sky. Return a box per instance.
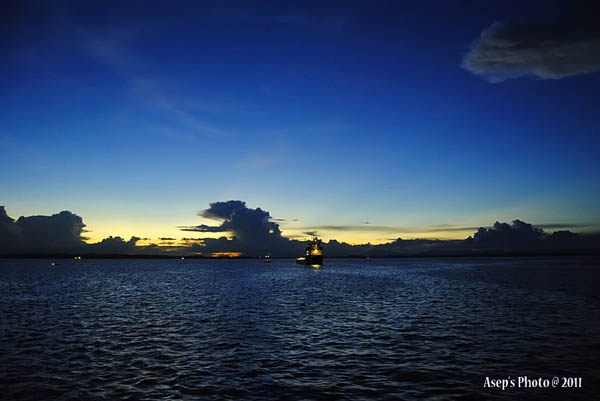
[1,0,599,251]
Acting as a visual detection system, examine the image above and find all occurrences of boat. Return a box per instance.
[264,255,271,263]
[296,237,323,266]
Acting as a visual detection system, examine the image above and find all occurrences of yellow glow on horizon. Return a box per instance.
[82,226,475,246]
[81,217,481,250]
[82,219,231,246]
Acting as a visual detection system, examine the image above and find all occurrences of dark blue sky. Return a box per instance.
[2,0,599,244]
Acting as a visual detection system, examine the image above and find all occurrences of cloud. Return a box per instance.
[210,4,347,31]
[181,202,599,256]
[467,219,594,250]
[0,208,163,255]
[90,236,141,254]
[181,237,203,242]
[297,224,484,235]
[0,209,87,253]
[87,235,165,255]
[0,206,14,224]
[186,200,283,242]
[77,23,234,139]
[424,223,595,233]
[159,237,175,241]
[534,223,594,230]
[0,206,23,253]
[150,94,232,137]
[463,2,600,81]
[200,200,246,220]
[2,204,597,257]
[18,211,86,251]
[470,220,544,248]
[298,225,401,232]
[129,77,233,139]
[180,200,298,256]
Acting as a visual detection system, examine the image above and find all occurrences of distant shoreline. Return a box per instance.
[1,250,599,260]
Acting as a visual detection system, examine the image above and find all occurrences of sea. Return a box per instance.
[1,257,599,400]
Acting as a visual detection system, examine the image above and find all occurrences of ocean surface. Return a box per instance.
[1,257,599,400]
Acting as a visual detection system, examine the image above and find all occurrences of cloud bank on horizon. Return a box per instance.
[1,202,598,257]
[0,206,151,255]
[463,1,600,82]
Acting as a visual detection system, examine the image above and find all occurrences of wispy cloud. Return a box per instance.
[535,223,597,230]
[296,225,404,233]
[131,78,233,139]
[153,97,232,137]
[296,222,597,235]
[80,27,233,138]
[84,30,138,72]
[210,5,347,31]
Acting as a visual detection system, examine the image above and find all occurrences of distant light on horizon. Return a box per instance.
[211,252,242,258]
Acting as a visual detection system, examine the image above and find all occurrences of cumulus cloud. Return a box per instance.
[463,2,600,81]
[0,206,23,253]
[0,208,87,253]
[180,200,297,256]
[180,201,597,257]
[467,219,595,250]
[185,200,283,242]
[1,203,597,257]
[17,211,87,252]
[198,200,244,220]
[183,202,600,256]
[324,238,455,257]
[470,220,544,248]
[0,206,13,224]
[0,208,162,255]
[89,236,141,254]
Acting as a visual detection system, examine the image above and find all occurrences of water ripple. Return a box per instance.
[1,257,599,400]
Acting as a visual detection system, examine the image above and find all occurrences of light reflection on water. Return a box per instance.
[1,257,599,400]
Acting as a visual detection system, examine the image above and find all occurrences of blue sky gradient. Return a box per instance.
[2,1,599,244]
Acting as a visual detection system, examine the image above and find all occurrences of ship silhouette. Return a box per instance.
[296,237,323,266]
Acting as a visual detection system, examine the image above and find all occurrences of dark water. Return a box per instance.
[1,257,599,400]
